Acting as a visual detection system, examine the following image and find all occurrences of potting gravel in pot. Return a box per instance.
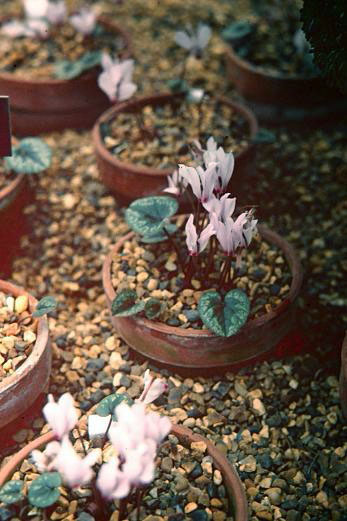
[0,282,56,433]
[0,137,52,278]
[93,91,258,206]
[0,0,133,135]
[222,0,347,124]
[0,372,248,521]
[102,139,303,374]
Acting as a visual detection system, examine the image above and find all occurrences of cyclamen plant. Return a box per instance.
[111,136,258,337]
[4,137,52,175]
[0,371,170,521]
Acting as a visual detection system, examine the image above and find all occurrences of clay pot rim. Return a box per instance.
[92,91,259,178]
[0,137,25,205]
[0,16,132,86]
[0,281,49,394]
[225,44,321,83]
[0,424,248,521]
[102,223,303,338]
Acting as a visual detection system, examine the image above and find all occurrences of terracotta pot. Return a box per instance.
[92,92,258,206]
[0,424,248,521]
[339,332,347,420]
[0,281,51,430]
[102,224,303,375]
[0,141,33,277]
[224,45,347,124]
[0,18,132,136]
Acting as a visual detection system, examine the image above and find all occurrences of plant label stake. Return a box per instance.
[0,96,12,157]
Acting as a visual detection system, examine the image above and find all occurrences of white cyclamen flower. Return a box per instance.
[23,0,48,19]
[46,0,66,25]
[98,56,137,102]
[43,392,78,440]
[203,137,235,194]
[163,169,188,196]
[122,439,157,486]
[26,18,49,38]
[97,458,131,499]
[203,193,236,222]
[178,163,217,204]
[210,214,238,256]
[31,441,61,472]
[232,210,258,249]
[174,23,211,57]
[70,8,96,35]
[55,436,100,488]
[185,214,215,256]
[1,20,34,38]
[139,369,168,404]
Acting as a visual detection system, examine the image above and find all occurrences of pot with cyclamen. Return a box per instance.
[102,145,303,374]
[0,0,133,135]
[0,374,248,521]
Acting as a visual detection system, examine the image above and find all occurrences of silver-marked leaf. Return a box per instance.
[140,222,178,244]
[144,298,163,319]
[221,21,254,43]
[198,289,250,337]
[0,481,24,505]
[4,138,52,175]
[111,289,145,317]
[79,50,101,69]
[125,196,178,237]
[95,392,133,420]
[32,296,57,317]
[28,472,61,508]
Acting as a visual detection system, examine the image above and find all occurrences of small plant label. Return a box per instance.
[0,96,11,157]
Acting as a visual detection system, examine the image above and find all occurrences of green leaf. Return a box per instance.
[222,21,254,44]
[28,472,61,508]
[54,60,84,79]
[167,78,189,93]
[0,481,24,505]
[4,138,52,175]
[79,50,101,69]
[111,289,145,317]
[251,129,276,144]
[144,298,163,319]
[125,196,178,237]
[198,289,250,337]
[95,392,134,420]
[32,296,57,318]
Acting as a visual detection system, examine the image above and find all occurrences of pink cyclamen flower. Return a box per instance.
[31,441,61,472]
[185,214,215,256]
[54,436,100,488]
[46,0,66,24]
[70,8,96,35]
[203,137,235,194]
[43,392,78,440]
[97,458,131,499]
[139,369,168,404]
[232,210,258,249]
[23,0,48,19]
[178,163,217,204]
[98,55,137,102]
[26,18,49,38]
[210,214,238,256]
[144,410,172,445]
[122,439,157,486]
[174,23,211,57]
[1,20,34,37]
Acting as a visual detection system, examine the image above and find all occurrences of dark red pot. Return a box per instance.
[224,45,347,124]
[0,424,248,521]
[340,332,347,420]
[102,224,303,375]
[0,18,132,135]
[92,92,258,206]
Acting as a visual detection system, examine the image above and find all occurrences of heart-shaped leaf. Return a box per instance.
[125,196,178,237]
[111,289,145,317]
[54,59,84,79]
[28,472,61,508]
[0,481,24,505]
[4,138,52,175]
[32,296,57,318]
[198,289,250,337]
[222,21,254,44]
[167,78,189,93]
[95,392,134,420]
[140,223,177,244]
[79,50,101,69]
[144,298,163,320]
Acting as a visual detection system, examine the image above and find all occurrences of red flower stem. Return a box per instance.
[163,227,184,273]
[76,426,88,456]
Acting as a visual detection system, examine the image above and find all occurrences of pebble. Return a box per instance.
[14,295,29,313]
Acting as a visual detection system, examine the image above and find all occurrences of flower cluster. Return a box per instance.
[1,1,96,39]
[31,370,169,503]
[97,53,137,102]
